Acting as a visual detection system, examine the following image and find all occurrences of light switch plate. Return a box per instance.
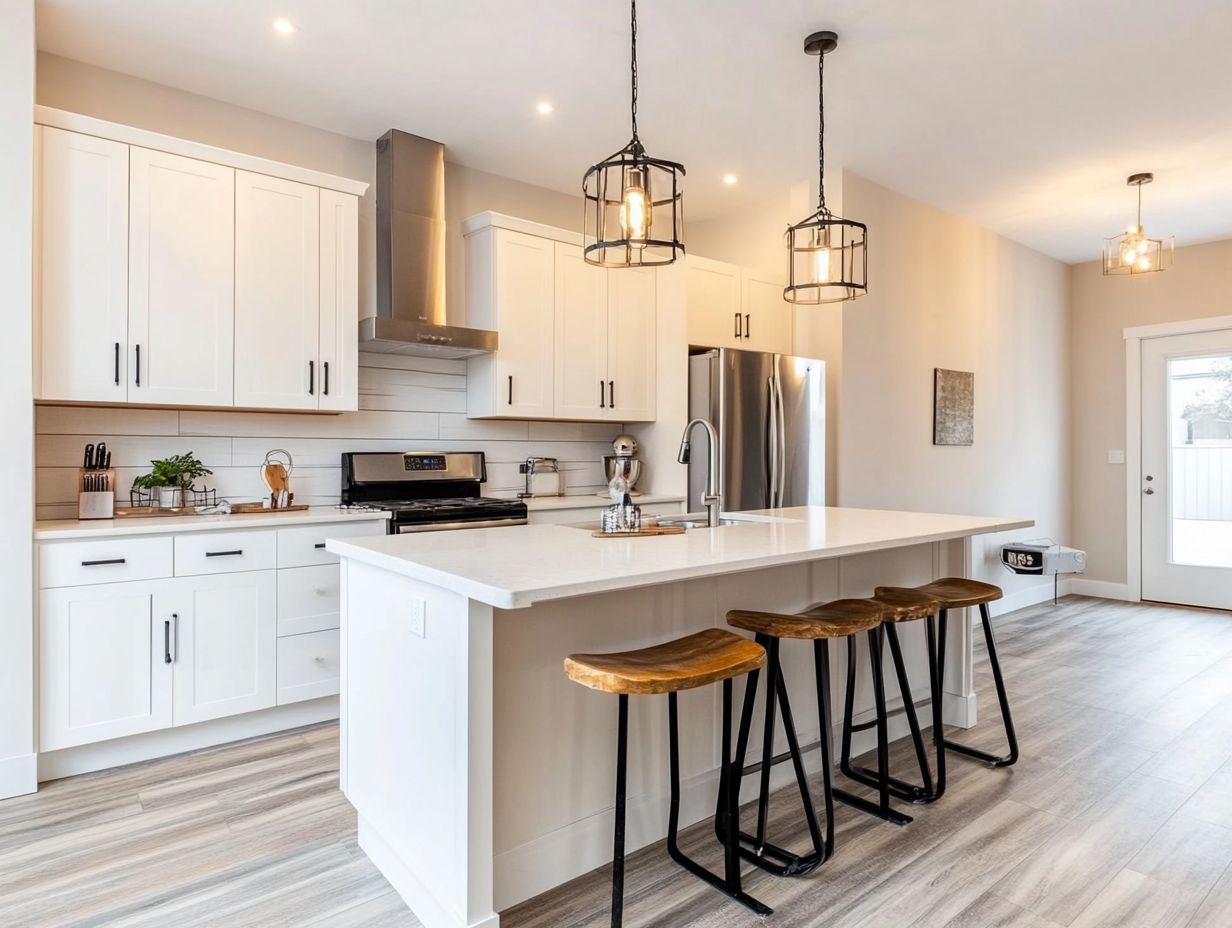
[408,599,426,638]
[1108,450,1126,465]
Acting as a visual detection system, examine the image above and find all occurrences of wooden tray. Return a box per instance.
[114,505,202,518]
[591,525,686,538]
[229,503,309,514]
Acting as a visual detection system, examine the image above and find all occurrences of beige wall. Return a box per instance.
[1070,238,1232,585]
[1,0,36,798]
[840,173,1071,598]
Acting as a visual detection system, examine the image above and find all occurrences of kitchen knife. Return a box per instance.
[95,443,107,471]
[84,443,95,470]
[103,449,111,470]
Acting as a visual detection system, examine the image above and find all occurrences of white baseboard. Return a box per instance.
[990,579,1071,617]
[38,697,338,783]
[1069,579,1131,601]
[0,752,38,800]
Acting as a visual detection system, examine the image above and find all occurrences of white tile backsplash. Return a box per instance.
[35,352,622,519]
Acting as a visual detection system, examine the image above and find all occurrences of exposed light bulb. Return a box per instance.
[619,168,651,243]
[814,246,831,284]
[1122,244,1138,264]
[1137,254,1151,271]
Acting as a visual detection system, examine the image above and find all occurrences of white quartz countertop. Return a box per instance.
[521,494,684,512]
[327,506,1033,609]
[34,507,390,540]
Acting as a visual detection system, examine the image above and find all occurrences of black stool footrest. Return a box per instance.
[842,764,931,803]
[831,787,913,826]
[667,844,774,916]
[943,739,1016,768]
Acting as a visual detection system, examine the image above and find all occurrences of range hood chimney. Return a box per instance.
[359,129,497,359]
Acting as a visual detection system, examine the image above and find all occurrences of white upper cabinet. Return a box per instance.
[554,242,609,419]
[234,172,321,411]
[32,110,365,413]
[318,189,360,412]
[467,227,556,419]
[129,147,235,407]
[687,255,793,355]
[36,127,130,404]
[605,266,657,422]
[465,215,658,422]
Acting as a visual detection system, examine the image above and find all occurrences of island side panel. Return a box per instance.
[341,559,498,928]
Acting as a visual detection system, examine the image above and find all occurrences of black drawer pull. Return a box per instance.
[205,550,244,558]
[314,542,327,549]
[82,558,126,567]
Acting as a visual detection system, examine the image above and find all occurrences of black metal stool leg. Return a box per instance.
[943,602,1020,767]
[925,612,947,800]
[813,639,836,859]
[667,686,772,916]
[610,694,628,928]
[754,638,780,849]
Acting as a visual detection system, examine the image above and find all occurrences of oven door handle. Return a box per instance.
[395,517,529,534]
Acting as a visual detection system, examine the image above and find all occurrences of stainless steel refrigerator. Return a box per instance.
[686,348,826,512]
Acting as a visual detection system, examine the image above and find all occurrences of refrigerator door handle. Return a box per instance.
[775,366,787,508]
[767,376,779,508]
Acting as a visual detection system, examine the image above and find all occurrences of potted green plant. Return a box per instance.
[132,452,213,508]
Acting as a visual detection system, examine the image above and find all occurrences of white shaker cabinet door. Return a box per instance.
[605,265,657,421]
[39,581,173,751]
[234,171,321,410]
[36,127,130,404]
[129,147,235,407]
[492,230,555,418]
[686,255,742,350]
[169,570,277,727]
[740,267,793,356]
[554,242,609,419]
[318,189,360,412]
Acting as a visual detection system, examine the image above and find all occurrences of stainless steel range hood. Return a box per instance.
[359,129,497,359]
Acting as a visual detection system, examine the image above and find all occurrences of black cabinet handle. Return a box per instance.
[734,312,742,338]
[600,380,605,409]
[308,360,315,396]
[323,361,329,396]
[609,380,615,409]
[134,344,141,387]
[745,314,751,339]
[82,558,126,567]
[114,342,120,386]
[507,375,513,405]
[314,542,327,549]
[205,549,244,558]
[164,619,172,664]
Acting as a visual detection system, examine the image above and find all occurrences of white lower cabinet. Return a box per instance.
[169,571,277,727]
[39,581,172,751]
[277,629,341,706]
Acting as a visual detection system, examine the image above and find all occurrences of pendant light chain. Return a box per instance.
[1136,182,1143,229]
[817,47,826,211]
[629,0,639,144]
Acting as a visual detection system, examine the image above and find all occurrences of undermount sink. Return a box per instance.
[562,511,798,532]
[654,516,743,529]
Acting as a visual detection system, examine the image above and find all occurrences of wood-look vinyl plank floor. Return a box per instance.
[5,595,1232,927]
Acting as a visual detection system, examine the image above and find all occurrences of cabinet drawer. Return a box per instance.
[174,530,276,576]
[276,520,386,569]
[39,537,173,589]
[277,629,340,705]
[278,564,340,636]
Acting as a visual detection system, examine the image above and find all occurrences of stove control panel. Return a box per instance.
[404,454,448,472]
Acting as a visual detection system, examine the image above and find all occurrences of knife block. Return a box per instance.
[78,468,117,520]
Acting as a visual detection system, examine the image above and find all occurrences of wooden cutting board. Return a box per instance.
[591,525,686,538]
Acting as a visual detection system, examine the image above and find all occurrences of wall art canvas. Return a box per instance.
[933,368,974,446]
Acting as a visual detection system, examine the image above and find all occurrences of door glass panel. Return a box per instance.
[1168,353,1232,568]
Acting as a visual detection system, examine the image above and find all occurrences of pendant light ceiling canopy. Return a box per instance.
[1102,173,1174,276]
[784,31,867,305]
[582,0,685,268]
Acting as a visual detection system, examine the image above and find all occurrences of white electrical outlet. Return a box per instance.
[1107,450,1126,465]
[408,599,426,638]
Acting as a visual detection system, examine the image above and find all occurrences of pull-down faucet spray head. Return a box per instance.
[677,439,691,465]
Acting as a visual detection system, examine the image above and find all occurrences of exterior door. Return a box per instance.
[553,242,608,419]
[1141,329,1232,609]
[129,147,235,406]
[36,127,130,403]
[605,265,657,422]
[170,571,277,726]
[234,171,320,410]
[39,581,173,751]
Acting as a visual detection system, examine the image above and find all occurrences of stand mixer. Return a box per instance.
[602,434,643,496]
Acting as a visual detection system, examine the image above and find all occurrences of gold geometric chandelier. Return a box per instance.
[1102,172,1174,276]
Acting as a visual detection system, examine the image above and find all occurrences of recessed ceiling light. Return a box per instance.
[536,101,555,116]
[273,18,297,35]
[723,174,738,186]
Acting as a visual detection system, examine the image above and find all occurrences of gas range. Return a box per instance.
[340,452,527,534]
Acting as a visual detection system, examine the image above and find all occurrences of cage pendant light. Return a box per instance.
[784,31,867,304]
[582,0,685,268]
[1102,173,1174,276]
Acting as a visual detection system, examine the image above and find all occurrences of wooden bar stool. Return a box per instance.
[840,588,942,805]
[564,628,771,927]
[721,598,908,877]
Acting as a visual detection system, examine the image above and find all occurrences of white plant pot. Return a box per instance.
[158,487,182,509]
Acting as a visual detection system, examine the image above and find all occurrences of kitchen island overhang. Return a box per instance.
[328,506,1033,928]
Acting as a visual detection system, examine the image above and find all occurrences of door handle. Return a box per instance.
[308,360,315,395]
[767,377,778,508]
[204,549,244,558]
[114,342,120,386]
[323,361,329,396]
[507,375,513,405]
[1144,487,1155,495]
[734,312,742,338]
[134,344,141,387]
[600,379,605,408]
[609,380,615,409]
[745,314,751,339]
[81,558,126,567]
[163,616,173,664]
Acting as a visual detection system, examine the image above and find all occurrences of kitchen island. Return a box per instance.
[328,506,1032,928]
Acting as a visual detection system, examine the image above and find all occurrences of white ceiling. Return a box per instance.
[35,0,1232,263]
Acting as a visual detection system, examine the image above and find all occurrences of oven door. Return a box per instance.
[394,517,528,534]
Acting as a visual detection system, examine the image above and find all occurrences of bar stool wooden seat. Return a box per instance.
[564,628,771,927]
[839,588,943,805]
[898,578,1019,773]
[719,598,912,879]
